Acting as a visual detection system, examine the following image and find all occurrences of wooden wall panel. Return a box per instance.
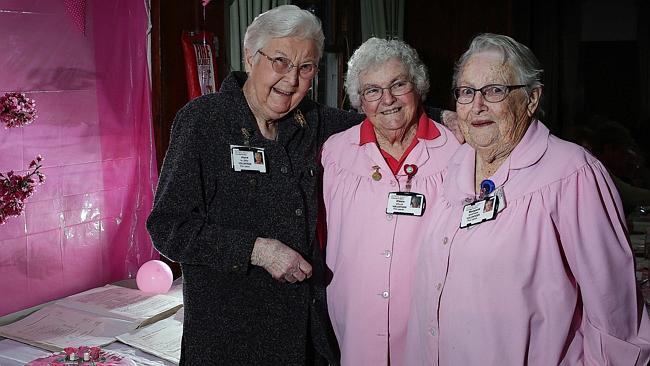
[151,0,226,172]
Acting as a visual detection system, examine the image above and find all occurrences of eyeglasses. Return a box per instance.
[360,80,414,102]
[256,50,318,79]
[452,84,527,104]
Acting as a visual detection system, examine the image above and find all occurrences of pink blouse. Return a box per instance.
[322,119,459,365]
[406,120,650,365]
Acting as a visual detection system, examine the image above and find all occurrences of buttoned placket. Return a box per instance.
[372,168,403,344]
[430,221,461,363]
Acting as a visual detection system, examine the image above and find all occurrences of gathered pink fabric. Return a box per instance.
[322,119,459,365]
[406,120,650,365]
[0,0,158,316]
[63,0,87,34]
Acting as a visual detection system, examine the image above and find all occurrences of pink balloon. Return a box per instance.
[136,260,173,294]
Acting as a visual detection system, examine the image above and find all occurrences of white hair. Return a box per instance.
[345,37,429,110]
[453,33,544,116]
[243,5,325,65]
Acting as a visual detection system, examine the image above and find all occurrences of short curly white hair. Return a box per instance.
[345,37,429,110]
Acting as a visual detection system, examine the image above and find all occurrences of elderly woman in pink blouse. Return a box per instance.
[321,38,459,365]
[406,33,650,365]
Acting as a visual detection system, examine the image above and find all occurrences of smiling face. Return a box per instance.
[243,37,318,122]
[359,58,420,136]
[456,51,540,162]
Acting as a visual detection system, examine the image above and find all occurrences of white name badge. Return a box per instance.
[460,195,498,228]
[230,145,267,173]
[386,192,426,216]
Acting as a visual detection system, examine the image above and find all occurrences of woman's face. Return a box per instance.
[359,58,420,135]
[456,51,540,160]
[244,37,318,122]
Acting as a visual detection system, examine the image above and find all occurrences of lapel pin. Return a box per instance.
[371,165,382,181]
[294,109,306,127]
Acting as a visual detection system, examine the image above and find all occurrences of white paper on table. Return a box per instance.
[166,278,183,301]
[116,308,184,364]
[61,285,183,325]
[0,304,138,351]
[0,339,52,366]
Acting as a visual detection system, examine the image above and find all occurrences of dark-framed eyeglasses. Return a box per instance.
[256,50,318,79]
[360,80,414,102]
[452,84,527,104]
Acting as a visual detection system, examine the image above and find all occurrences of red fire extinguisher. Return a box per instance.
[181,30,219,100]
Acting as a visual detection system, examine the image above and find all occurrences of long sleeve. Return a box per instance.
[146,101,257,272]
[557,159,650,365]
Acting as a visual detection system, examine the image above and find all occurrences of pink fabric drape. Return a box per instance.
[0,0,158,316]
[64,0,86,34]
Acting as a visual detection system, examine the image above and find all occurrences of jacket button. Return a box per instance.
[280,166,288,174]
[295,208,303,216]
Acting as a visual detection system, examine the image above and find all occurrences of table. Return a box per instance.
[0,279,179,366]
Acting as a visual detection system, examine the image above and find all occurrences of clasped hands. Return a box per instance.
[251,237,312,283]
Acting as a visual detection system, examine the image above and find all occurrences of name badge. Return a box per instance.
[230,145,267,173]
[386,192,426,216]
[460,195,498,228]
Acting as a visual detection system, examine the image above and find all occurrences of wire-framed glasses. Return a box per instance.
[360,80,414,102]
[452,84,527,104]
[257,50,318,79]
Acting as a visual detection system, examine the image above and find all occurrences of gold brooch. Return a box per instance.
[294,109,306,127]
[371,165,382,181]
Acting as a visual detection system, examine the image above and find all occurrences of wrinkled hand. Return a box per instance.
[251,238,312,283]
[442,110,465,144]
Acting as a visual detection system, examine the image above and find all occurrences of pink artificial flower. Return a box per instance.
[0,156,45,224]
[0,92,37,128]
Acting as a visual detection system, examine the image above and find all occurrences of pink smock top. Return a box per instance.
[406,120,650,365]
[322,116,460,365]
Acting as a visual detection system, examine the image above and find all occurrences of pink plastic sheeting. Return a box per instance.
[0,0,158,316]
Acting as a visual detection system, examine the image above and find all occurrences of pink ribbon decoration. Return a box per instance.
[63,0,87,34]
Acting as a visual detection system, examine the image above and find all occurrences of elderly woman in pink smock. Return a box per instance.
[406,33,650,365]
[321,38,459,365]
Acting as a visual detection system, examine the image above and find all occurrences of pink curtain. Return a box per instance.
[0,0,158,316]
